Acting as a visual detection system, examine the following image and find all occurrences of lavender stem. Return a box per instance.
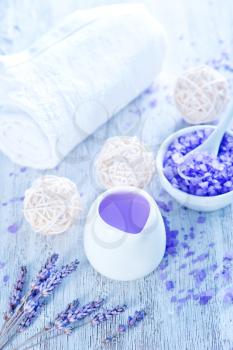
[0,255,79,349]
[16,299,115,350]
[5,266,27,320]
[14,327,55,350]
[16,316,106,350]
[0,254,59,338]
[14,329,68,350]
[0,266,27,339]
[0,312,25,349]
[102,309,146,345]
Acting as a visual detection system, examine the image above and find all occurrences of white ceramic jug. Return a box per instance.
[84,186,166,281]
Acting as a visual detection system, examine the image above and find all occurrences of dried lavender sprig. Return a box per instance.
[19,302,126,349]
[4,266,27,321]
[24,300,125,345]
[18,299,80,344]
[54,298,105,333]
[0,257,79,349]
[19,259,80,331]
[30,259,79,297]
[16,301,128,350]
[103,309,146,345]
[0,255,59,348]
[1,254,59,334]
[15,298,105,350]
[91,305,127,326]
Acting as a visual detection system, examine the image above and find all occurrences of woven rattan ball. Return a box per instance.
[174,65,228,124]
[95,136,155,189]
[23,175,82,235]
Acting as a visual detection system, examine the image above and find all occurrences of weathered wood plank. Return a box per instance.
[0,1,233,349]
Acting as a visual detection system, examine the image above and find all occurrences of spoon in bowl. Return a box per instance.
[177,103,233,180]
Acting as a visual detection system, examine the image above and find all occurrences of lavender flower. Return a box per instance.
[31,253,59,288]
[5,266,27,320]
[55,299,80,325]
[118,324,127,333]
[10,300,128,349]
[127,310,146,327]
[103,309,146,345]
[31,259,79,297]
[0,254,79,350]
[20,259,80,330]
[54,298,105,333]
[11,299,105,349]
[91,305,127,326]
[19,299,45,332]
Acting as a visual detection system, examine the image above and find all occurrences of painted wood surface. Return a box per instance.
[0,1,233,349]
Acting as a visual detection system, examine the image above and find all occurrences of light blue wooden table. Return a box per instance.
[1,1,233,349]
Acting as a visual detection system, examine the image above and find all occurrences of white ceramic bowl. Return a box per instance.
[84,186,166,281]
[156,125,233,212]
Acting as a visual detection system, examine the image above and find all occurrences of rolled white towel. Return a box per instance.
[0,3,166,169]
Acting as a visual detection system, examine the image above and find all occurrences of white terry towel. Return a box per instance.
[0,3,166,169]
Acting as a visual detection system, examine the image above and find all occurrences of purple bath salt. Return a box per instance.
[179,263,187,270]
[163,217,179,257]
[149,99,157,108]
[185,250,195,258]
[199,290,213,305]
[171,296,177,303]
[210,263,218,272]
[181,242,189,249]
[99,192,150,234]
[3,275,9,284]
[190,268,207,285]
[223,288,233,304]
[0,261,5,269]
[192,252,209,264]
[189,227,195,240]
[197,215,206,224]
[157,200,173,213]
[163,128,233,196]
[7,222,21,234]
[166,280,175,291]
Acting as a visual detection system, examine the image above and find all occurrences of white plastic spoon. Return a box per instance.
[178,103,233,180]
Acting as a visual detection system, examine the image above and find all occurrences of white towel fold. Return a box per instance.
[0,3,166,169]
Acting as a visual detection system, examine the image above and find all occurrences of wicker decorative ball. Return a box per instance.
[23,175,82,235]
[95,136,155,189]
[174,65,228,124]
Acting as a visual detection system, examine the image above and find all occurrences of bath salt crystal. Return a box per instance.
[163,129,233,196]
[166,280,175,291]
[199,291,213,305]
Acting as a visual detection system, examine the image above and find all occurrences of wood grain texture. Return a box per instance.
[0,1,233,349]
